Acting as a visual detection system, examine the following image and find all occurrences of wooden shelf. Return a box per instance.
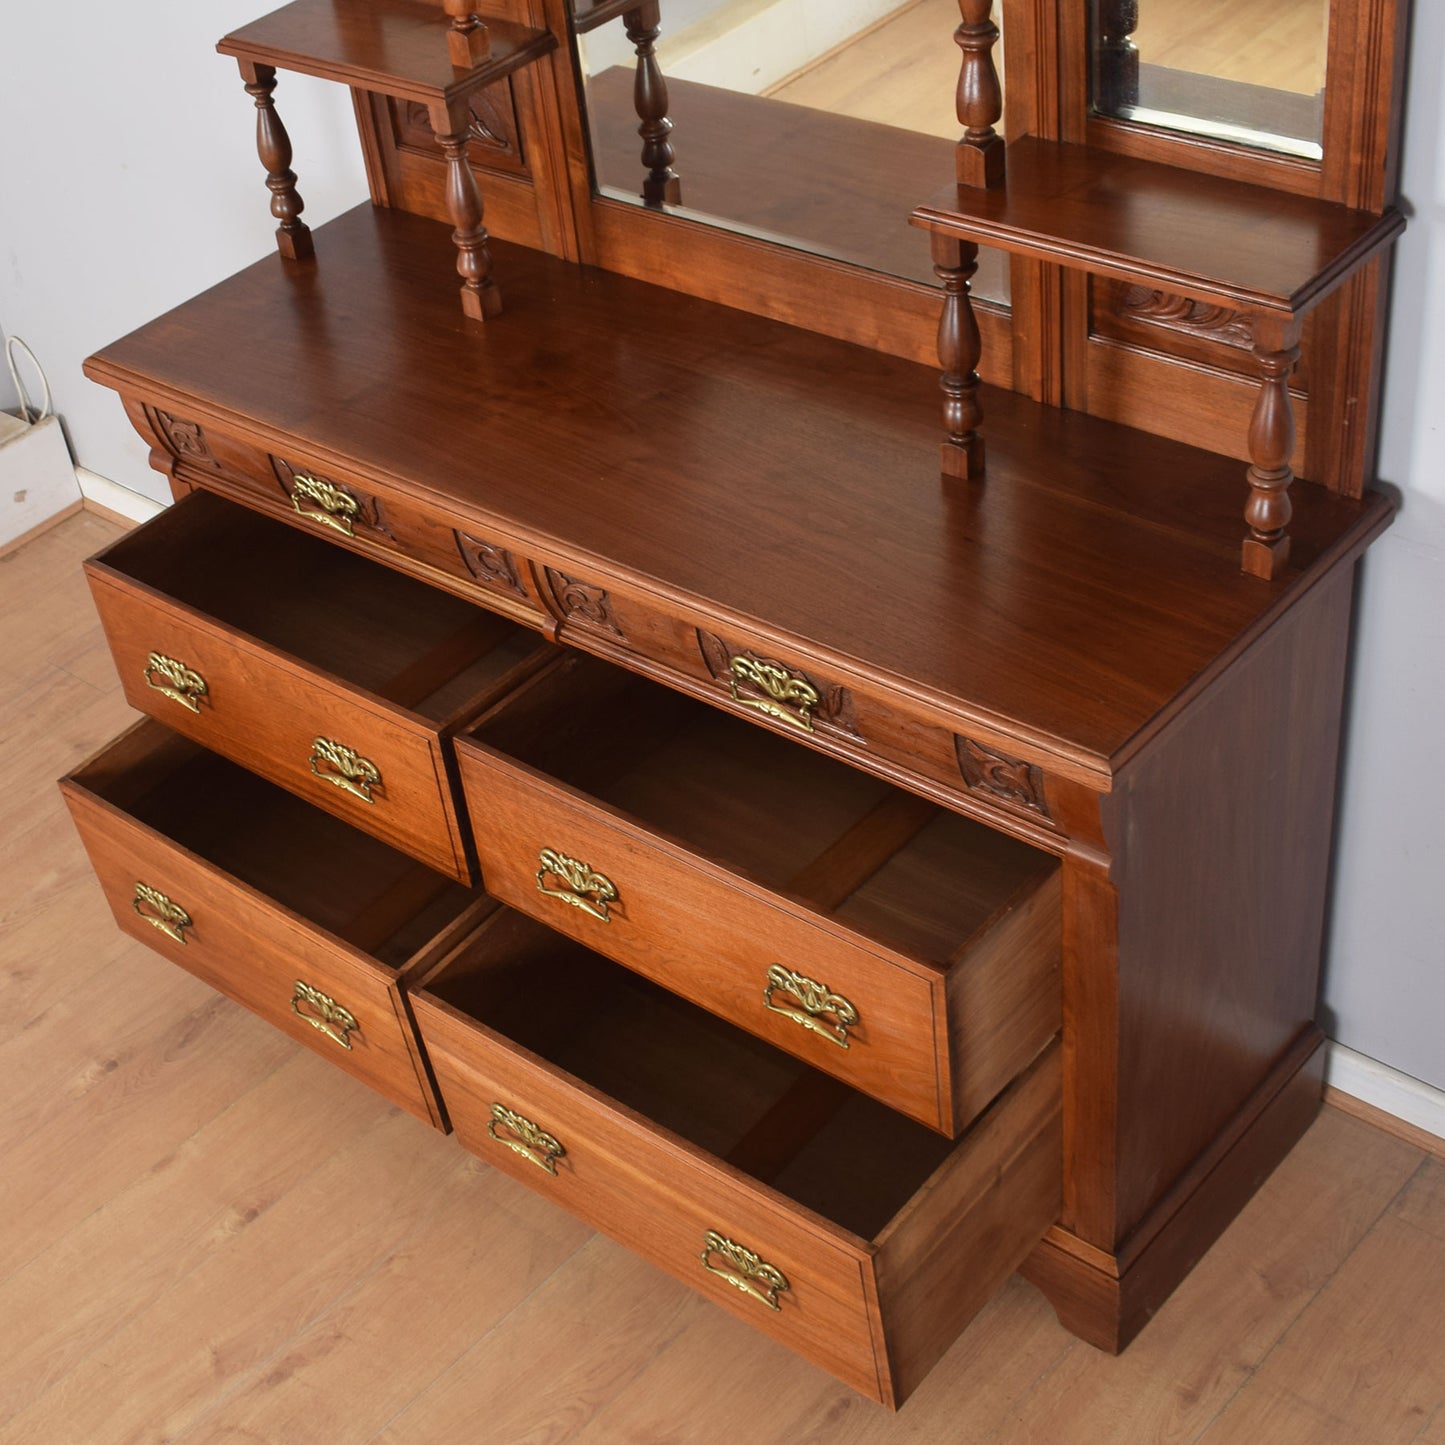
[83,204,1392,775]
[911,137,1403,318]
[217,0,557,106]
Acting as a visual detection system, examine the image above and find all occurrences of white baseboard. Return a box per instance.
[1326,1043,1445,1142]
[75,466,166,523]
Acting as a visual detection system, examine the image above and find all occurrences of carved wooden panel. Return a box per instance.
[152,410,220,469]
[269,456,395,540]
[544,569,624,636]
[696,631,863,739]
[454,530,527,598]
[389,84,527,178]
[954,736,1050,818]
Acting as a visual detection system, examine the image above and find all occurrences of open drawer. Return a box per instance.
[455,654,1061,1135]
[60,720,484,1126]
[410,907,1062,1408]
[84,489,555,882]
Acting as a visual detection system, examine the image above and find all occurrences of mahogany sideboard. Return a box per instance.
[60,0,1408,1411]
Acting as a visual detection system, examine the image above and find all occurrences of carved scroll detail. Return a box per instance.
[955,736,1050,817]
[1117,286,1254,349]
[544,569,624,636]
[155,412,217,466]
[455,531,527,597]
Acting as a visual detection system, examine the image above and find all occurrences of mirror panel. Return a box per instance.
[572,0,1009,301]
[1091,0,1329,161]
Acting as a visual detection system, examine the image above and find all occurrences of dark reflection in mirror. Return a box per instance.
[570,0,1009,302]
[1091,0,1328,160]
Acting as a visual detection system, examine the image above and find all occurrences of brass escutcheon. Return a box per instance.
[763,964,858,1050]
[728,655,819,733]
[132,882,192,945]
[291,980,358,1049]
[700,1230,790,1311]
[143,651,208,714]
[309,737,381,804]
[536,847,618,923]
[289,473,359,537]
[488,1102,566,1175]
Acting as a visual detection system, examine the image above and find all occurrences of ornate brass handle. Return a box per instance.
[729,655,819,733]
[763,964,858,1050]
[488,1102,566,1175]
[289,473,358,537]
[291,980,358,1049]
[700,1230,790,1312]
[143,651,208,714]
[536,848,618,923]
[309,737,381,803]
[132,882,191,945]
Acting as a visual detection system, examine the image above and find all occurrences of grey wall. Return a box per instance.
[0,4,1439,1088]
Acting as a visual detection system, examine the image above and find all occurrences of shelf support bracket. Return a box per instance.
[954,0,1005,188]
[934,234,986,480]
[1242,313,1304,579]
[238,61,313,262]
[430,97,503,323]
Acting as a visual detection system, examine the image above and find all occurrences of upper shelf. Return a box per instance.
[911,137,1404,318]
[217,0,557,105]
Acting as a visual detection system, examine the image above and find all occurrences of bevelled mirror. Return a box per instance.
[568,0,1010,302]
[1090,0,1329,160]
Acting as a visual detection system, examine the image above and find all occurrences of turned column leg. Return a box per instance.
[934,234,985,480]
[239,62,313,261]
[624,3,681,206]
[1242,314,1304,579]
[442,1,490,67]
[430,99,502,322]
[954,0,1005,188]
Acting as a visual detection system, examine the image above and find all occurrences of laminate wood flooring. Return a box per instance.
[2,509,1442,1443]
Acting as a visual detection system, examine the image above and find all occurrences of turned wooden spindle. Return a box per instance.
[954,0,1004,188]
[1241,315,1304,579]
[431,101,502,321]
[442,0,490,67]
[1094,0,1140,112]
[239,61,313,261]
[934,234,985,479]
[624,3,681,206]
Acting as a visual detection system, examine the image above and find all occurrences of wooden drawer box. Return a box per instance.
[410,907,1062,1408]
[85,490,555,882]
[456,654,1061,1136]
[60,721,484,1125]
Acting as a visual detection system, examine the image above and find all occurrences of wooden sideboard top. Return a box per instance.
[85,204,1390,775]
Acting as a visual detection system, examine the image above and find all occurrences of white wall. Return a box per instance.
[0,5,1439,1090]
[0,2,369,509]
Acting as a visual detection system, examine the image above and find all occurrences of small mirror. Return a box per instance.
[571,0,1009,301]
[1091,0,1328,160]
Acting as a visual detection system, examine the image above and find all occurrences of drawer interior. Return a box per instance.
[425,907,964,1241]
[76,725,477,968]
[468,656,1057,970]
[95,490,545,722]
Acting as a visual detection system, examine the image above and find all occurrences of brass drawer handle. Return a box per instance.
[291,980,358,1049]
[309,737,381,803]
[729,655,819,733]
[763,965,858,1050]
[143,651,208,714]
[289,473,358,537]
[489,1102,566,1175]
[536,848,618,923]
[132,882,192,945]
[701,1230,790,1312]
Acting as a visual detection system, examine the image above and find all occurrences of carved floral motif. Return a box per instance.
[455,531,527,597]
[155,411,217,465]
[955,736,1050,817]
[545,569,623,636]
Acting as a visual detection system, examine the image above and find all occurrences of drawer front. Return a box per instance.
[537,567,1062,837]
[88,572,472,883]
[413,993,886,1401]
[458,746,951,1131]
[142,404,550,631]
[63,785,442,1126]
